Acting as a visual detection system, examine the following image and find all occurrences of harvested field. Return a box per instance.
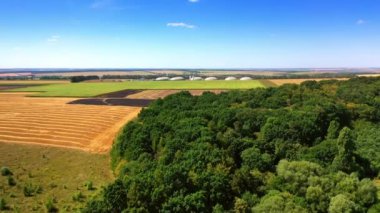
[0,93,141,153]
[265,78,348,86]
[0,85,30,90]
[0,80,68,85]
[127,90,225,99]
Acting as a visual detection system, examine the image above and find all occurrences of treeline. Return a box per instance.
[84,77,380,212]
[70,75,99,83]
[39,76,70,80]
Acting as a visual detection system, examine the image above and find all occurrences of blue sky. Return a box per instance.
[0,0,379,68]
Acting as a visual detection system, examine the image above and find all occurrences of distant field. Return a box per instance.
[0,143,113,212]
[265,78,348,86]
[9,80,265,97]
[0,80,69,85]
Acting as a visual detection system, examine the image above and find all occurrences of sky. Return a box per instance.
[0,0,379,68]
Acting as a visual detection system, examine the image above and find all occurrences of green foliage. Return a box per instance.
[7,176,16,186]
[23,183,43,197]
[354,121,380,175]
[326,120,341,139]
[0,198,7,210]
[72,191,85,202]
[88,77,380,212]
[368,203,380,213]
[328,194,357,213]
[45,197,58,213]
[85,180,94,191]
[1,167,12,176]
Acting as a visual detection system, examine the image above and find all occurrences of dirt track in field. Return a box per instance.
[0,93,141,153]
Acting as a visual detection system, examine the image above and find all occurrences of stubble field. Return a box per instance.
[0,93,141,153]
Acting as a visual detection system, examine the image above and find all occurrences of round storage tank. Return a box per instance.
[156,77,170,81]
[225,77,237,81]
[205,77,217,81]
[240,77,252,81]
[170,77,184,81]
[191,77,203,81]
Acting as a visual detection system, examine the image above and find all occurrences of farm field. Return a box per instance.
[9,80,265,97]
[264,78,348,86]
[0,93,141,153]
[127,89,225,99]
[0,80,69,85]
[0,143,113,212]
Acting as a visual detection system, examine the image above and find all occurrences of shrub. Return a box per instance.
[72,191,85,202]
[7,176,16,186]
[0,198,7,210]
[23,183,43,197]
[85,181,94,191]
[1,167,12,176]
[45,197,58,213]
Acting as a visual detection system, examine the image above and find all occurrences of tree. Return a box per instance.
[326,120,340,139]
[331,127,358,174]
[328,194,357,213]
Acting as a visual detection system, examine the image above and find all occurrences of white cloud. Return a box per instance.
[189,0,199,3]
[47,35,60,43]
[167,22,196,29]
[356,19,366,25]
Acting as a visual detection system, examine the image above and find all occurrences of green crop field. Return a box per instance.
[8,80,266,97]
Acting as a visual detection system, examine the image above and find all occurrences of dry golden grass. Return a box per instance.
[266,78,348,86]
[0,80,69,85]
[357,74,380,77]
[0,93,141,153]
[0,143,113,212]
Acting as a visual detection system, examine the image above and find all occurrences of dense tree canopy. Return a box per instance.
[84,77,380,212]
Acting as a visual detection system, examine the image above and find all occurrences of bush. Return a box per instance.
[72,191,85,202]
[0,198,7,210]
[23,183,43,197]
[1,167,12,176]
[7,176,16,186]
[45,197,58,213]
[85,181,94,191]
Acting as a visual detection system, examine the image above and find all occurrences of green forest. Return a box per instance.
[84,77,380,212]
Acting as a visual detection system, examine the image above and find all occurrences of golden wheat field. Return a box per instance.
[0,93,141,153]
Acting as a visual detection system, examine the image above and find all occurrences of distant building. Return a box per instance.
[170,77,184,81]
[225,77,237,81]
[205,77,217,81]
[190,76,203,81]
[240,77,252,81]
[156,77,170,81]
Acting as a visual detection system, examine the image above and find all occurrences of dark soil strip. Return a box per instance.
[68,98,154,107]
[97,89,144,98]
